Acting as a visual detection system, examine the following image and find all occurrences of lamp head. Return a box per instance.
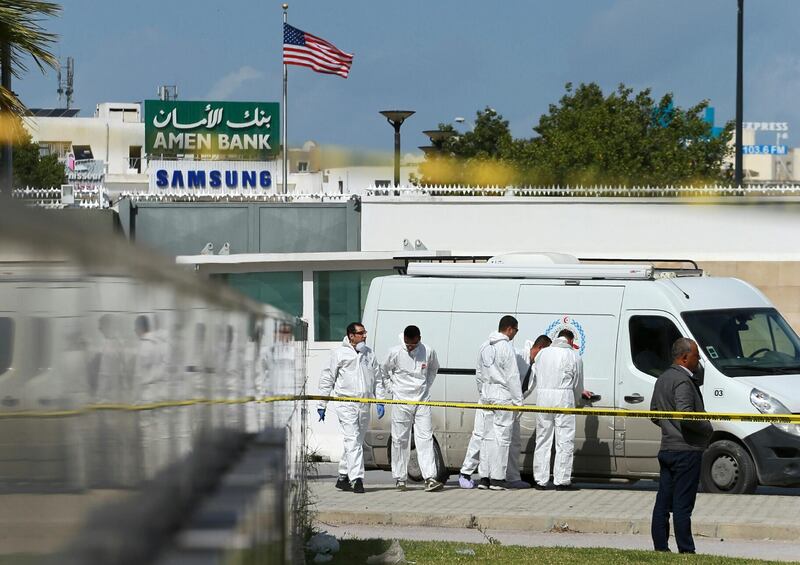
[380,110,415,126]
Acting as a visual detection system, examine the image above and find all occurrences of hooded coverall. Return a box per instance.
[477,331,522,482]
[319,337,384,480]
[532,336,584,486]
[382,334,440,481]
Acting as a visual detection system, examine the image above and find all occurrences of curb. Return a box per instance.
[316,511,800,542]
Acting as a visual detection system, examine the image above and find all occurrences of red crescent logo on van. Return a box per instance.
[545,316,586,356]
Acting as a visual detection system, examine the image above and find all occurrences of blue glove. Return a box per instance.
[376,404,385,419]
[317,408,326,422]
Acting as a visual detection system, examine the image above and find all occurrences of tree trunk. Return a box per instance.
[1,42,12,195]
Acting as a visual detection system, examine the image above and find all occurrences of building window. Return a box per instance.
[375,180,391,188]
[629,316,682,377]
[39,141,71,159]
[313,270,395,341]
[213,272,303,318]
[129,146,142,173]
[72,145,94,160]
[298,161,309,172]
[0,318,13,377]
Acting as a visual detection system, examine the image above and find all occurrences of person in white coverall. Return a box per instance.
[476,315,523,490]
[506,334,553,488]
[382,325,443,492]
[459,333,551,489]
[318,322,385,494]
[532,329,593,490]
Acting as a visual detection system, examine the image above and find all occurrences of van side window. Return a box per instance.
[629,316,682,377]
[0,317,12,376]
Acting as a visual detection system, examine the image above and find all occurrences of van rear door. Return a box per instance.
[445,280,521,468]
[516,283,624,477]
[370,278,455,466]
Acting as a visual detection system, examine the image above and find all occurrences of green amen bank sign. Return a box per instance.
[144,100,280,159]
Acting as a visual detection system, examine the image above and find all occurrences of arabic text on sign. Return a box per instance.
[152,106,272,130]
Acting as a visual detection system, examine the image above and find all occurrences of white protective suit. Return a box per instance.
[459,394,484,476]
[382,334,440,481]
[477,331,522,481]
[532,336,584,486]
[318,337,384,480]
[461,344,532,480]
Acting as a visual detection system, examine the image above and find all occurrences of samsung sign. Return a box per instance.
[144,100,280,159]
[149,160,276,193]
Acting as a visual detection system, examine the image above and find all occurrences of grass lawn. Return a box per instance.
[313,539,788,564]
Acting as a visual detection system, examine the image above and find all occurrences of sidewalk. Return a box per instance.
[310,474,800,542]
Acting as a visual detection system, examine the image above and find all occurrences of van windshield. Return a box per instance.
[682,308,800,377]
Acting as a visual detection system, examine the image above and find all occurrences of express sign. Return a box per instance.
[144,100,280,158]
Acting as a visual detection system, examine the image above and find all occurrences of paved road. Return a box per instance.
[310,463,800,554]
[319,523,800,563]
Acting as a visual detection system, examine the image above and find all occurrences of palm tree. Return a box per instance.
[1,1,61,192]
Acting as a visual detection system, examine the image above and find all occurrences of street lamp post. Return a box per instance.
[735,0,744,187]
[380,110,415,187]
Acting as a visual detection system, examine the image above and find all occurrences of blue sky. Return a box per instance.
[17,0,800,153]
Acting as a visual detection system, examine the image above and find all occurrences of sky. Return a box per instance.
[16,0,800,154]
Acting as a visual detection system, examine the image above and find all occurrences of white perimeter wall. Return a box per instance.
[360,195,800,261]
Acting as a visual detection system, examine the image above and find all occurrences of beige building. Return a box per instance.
[22,103,420,197]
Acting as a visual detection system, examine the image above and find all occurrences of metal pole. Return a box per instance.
[1,43,12,194]
[393,123,401,187]
[282,4,289,195]
[734,0,744,187]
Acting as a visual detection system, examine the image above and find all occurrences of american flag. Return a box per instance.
[283,23,354,79]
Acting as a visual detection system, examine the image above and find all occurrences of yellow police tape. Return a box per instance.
[1,394,798,425]
[303,394,800,424]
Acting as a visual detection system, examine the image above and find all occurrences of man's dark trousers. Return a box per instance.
[651,450,703,553]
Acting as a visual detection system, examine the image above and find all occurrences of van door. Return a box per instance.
[516,283,623,476]
[618,311,683,475]
[444,280,520,470]
[370,279,455,467]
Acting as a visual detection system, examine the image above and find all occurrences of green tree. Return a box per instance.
[418,108,515,186]
[418,84,733,188]
[13,126,65,187]
[445,107,512,160]
[0,1,60,118]
[521,82,733,186]
[1,1,61,192]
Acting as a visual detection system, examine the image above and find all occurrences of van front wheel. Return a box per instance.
[404,438,449,484]
[701,440,757,494]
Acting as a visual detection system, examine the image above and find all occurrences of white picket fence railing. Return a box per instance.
[363,184,800,198]
[12,185,108,209]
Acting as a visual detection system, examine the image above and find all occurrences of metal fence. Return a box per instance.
[0,198,309,564]
[364,184,800,197]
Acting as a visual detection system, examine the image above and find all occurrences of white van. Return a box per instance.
[361,254,800,493]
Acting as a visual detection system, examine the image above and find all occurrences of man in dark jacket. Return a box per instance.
[650,338,713,554]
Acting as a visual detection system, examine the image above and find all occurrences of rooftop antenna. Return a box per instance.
[158,85,178,101]
[56,57,74,108]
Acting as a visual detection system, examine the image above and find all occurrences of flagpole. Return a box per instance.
[282,3,289,195]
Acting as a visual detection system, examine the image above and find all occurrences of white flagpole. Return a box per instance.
[282,3,289,195]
